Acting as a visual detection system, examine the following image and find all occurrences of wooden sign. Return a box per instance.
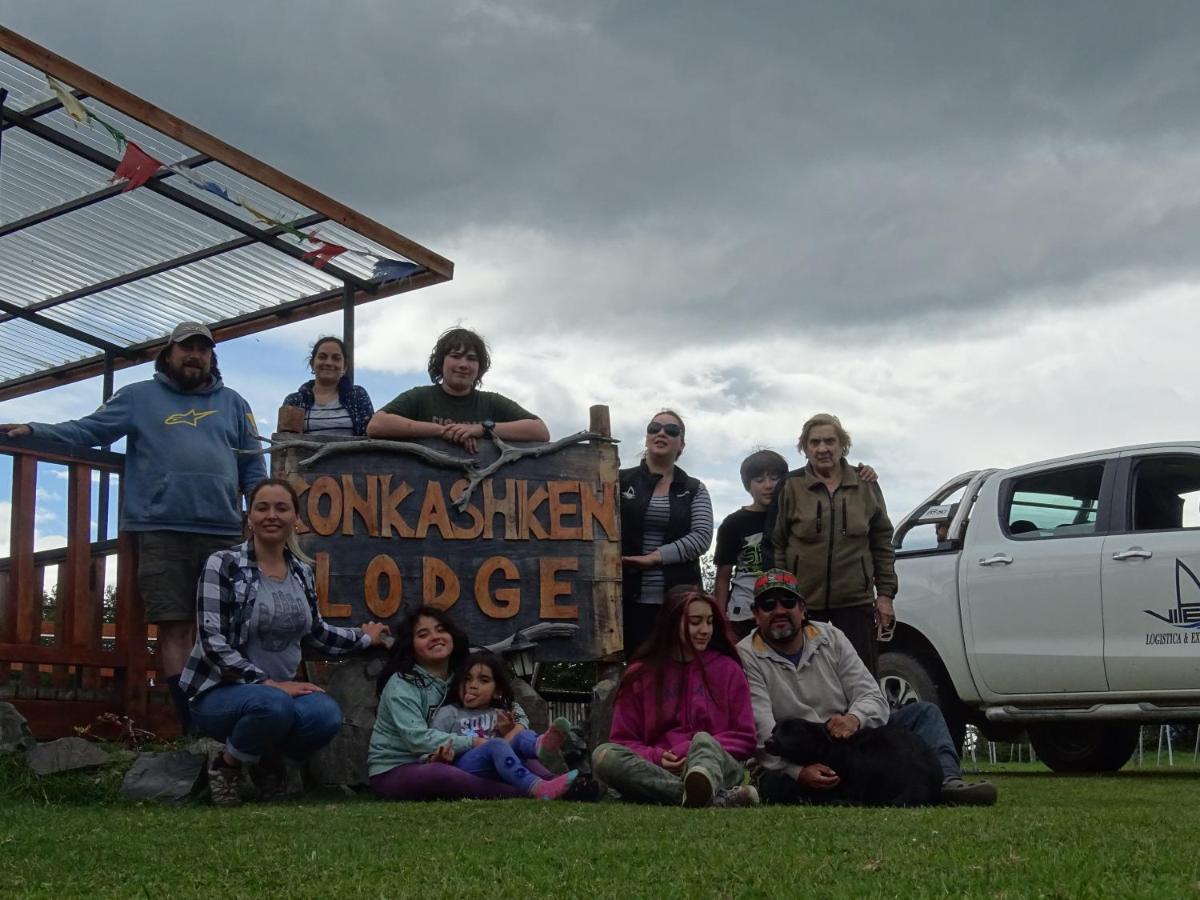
[270,431,623,661]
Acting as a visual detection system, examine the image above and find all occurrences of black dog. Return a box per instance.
[761,717,943,807]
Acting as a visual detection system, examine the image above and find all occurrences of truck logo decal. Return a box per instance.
[1143,559,1200,629]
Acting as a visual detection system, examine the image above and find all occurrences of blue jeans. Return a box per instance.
[455,733,540,793]
[191,683,343,764]
[890,701,959,780]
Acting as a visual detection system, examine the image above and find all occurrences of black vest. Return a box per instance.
[619,461,703,601]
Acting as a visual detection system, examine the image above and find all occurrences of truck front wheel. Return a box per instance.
[877,650,967,752]
[1027,723,1138,773]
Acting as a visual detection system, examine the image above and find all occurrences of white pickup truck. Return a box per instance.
[883,442,1200,772]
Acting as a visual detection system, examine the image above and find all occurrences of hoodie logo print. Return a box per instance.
[164,409,219,427]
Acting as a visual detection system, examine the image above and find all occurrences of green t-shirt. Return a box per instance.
[378,384,537,426]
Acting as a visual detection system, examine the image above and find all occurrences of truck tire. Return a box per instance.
[877,650,967,752]
[1027,723,1138,773]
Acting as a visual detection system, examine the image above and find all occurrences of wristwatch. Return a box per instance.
[481,419,495,436]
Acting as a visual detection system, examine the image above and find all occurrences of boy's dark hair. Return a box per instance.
[739,449,789,491]
[375,605,470,695]
[427,327,491,387]
[447,651,517,710]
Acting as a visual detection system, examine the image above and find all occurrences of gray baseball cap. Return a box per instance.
[169,321,214,345]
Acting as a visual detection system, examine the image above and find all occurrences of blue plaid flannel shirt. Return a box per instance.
[179,540,364,700]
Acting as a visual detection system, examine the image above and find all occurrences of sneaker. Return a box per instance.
[536,717,572,775]
[940,777,998,806]
[682,766,715,808]
[713,785,761,808]
[207,761,243,808]
[531,770,579,800]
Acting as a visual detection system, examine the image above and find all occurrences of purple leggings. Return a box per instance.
[370,757,553,801]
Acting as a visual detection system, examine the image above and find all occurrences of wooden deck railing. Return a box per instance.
[0,437,173,738]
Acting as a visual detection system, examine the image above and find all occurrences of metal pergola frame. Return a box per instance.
[0,26,454,402]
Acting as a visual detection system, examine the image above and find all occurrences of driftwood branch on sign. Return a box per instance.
[239,431,617,511]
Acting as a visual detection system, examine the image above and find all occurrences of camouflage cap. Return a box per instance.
[753,568,802,601]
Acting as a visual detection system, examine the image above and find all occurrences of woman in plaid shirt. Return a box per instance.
[179,478,389,806]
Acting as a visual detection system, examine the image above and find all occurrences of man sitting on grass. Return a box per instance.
[738,569,997,806]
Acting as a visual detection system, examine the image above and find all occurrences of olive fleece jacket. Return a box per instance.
[764,460,897,610]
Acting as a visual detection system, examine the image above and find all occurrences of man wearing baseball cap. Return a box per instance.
[738,569,996,805]
[1,321,266,732]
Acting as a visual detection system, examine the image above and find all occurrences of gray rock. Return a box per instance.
[305,653,386,787]
[25,737,111,776]
[511,677,548,734]
[588,678,619,753]
[121,751,206,803]
[0,702,34,754]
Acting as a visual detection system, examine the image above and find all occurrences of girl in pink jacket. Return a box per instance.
[593,588,759,807]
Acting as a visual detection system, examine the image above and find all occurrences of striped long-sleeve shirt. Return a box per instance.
[639,482,714,604]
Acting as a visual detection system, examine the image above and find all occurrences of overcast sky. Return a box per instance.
[5,1,1200,556]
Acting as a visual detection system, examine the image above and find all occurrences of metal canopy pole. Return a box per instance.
[342,282,354,382]
[96,352,115,542]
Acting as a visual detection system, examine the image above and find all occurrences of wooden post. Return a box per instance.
[10,455,38,693]
[586,404,624,665]
[113,474,148,726]
[588,404,611,440]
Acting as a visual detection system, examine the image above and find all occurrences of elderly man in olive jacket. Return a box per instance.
[764,413,896,675]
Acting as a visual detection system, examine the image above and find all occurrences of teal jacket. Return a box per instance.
[368,666,475,776]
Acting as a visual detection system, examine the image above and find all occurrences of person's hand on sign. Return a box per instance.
[0,424,31,438]
[622,550,663,569]
[441,422,483,455]
[360,621,391,646]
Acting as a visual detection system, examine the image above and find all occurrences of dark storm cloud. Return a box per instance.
[7,0,1200,343]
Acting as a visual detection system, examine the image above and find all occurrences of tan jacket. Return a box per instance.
[737,622,890,778]
[767,461,897,610]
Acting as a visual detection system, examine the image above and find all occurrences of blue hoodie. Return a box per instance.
[30,372,266,535]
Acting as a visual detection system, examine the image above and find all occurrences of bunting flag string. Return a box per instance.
[39,74,419,280]
[301,239,350,269]
[112,142,164,192]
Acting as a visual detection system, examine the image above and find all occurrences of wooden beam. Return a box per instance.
[0,26,454,281]
[0,642,117,667]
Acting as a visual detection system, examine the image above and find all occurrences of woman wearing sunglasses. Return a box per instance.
[619,410,714,654]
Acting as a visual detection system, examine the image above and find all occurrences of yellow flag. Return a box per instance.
[46,76,91,125]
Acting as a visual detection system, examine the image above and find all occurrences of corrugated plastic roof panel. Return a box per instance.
[0,28,452,400]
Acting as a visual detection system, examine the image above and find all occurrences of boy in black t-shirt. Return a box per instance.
[714,450,789,639]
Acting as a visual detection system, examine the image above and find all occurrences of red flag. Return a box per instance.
[301,241,349,269]
[111,142,162,192]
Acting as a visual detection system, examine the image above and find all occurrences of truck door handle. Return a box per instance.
[978,553,1013,566]
[1112,548,1153,561]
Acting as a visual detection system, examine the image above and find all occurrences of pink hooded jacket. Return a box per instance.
[608,649,757,764]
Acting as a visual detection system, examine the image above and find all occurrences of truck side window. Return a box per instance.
[1005,464,1104,539]
[1131,456,1200,532]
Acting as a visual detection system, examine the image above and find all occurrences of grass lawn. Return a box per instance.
[2,760,1199,899]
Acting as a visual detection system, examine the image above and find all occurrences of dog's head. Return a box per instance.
[764,718,834,765]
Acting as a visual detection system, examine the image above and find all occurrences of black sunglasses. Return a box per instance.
[754,594,800,613]
[646,422,682,438]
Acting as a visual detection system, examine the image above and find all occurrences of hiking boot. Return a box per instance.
[940,777,998,806]
[713,785,761,808]
[682,767,715,808]
[207,761,243,808]
[251,757,288,802]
